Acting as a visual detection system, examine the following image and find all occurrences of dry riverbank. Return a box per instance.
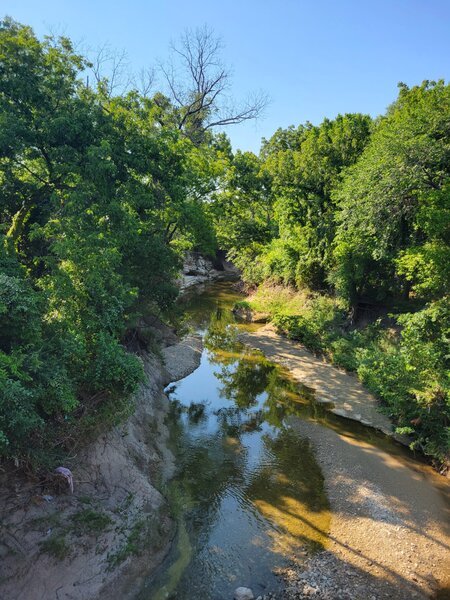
[238,324,450,600]
[0,331,203,600]
[238,324,394,436]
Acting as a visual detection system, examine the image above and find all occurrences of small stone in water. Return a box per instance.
[234,587,254,600]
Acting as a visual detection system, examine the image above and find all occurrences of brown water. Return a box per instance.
[136,281,437,600]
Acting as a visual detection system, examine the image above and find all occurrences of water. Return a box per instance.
[134,281,332,600]
[136,281,417,600]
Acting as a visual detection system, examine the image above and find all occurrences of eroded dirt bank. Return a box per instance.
[0,254,210,600]
[238,325,450,600]
[0,332,203,600]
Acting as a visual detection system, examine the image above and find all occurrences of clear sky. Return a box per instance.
[3,1,449,153]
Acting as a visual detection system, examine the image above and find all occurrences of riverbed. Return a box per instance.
[137,281,450,600]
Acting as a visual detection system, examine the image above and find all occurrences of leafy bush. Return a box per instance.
[270,292,347,356]
[259,238,299,285]
[328,337,360,372]
[358,300,449,462]
[273,313,324,354]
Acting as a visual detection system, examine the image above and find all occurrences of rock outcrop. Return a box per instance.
[179,251,237,291]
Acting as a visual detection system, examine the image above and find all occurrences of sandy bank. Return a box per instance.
[238,324,394,436]
[283,418,450,599]
[238,324,450,599]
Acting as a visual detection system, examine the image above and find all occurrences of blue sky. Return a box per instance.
[3,1,449,153]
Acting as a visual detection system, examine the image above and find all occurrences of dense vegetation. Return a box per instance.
[216,82,449,467]
[1,18,448,469]
[0,19,220,466]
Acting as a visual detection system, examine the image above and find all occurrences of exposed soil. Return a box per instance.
[0,332,204,600]
[0,353,174,600]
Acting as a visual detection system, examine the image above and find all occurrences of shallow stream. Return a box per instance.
[136,280,424,600]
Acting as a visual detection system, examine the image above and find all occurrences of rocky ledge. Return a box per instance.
[179,251,238,291]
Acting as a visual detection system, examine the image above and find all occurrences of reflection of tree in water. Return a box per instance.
[201,330,331,553]
[203,303,241,362]
[168,401,248,532]
[248,428,328,511]
[164,283,330,583]
[217,350,275,408]
[245,428,330,553]
[214,405,265,437]
[214,347,322,428]
[166,295,254,527]
[166,280,243,337]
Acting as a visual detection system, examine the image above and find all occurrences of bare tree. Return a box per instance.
[134,66,156,98]
[90,43,132,97]
[160,26,268,140]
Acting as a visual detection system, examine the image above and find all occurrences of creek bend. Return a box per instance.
[136,280,449,600]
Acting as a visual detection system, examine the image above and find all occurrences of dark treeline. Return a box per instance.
[0,19,448,468]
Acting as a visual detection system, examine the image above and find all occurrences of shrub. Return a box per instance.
[272,313,324,354]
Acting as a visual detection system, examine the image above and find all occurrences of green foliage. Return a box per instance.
[259,238,300,285]
[263,113,373,289]
[332,81,450,304]
[0,20,219,466]
[271,294,347,355]
[72,509,112,533]
[209,150,274,256]
[396,182,450,300]
[357,300,449,462]
[273,313,325,354]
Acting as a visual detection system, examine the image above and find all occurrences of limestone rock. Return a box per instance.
[234,586,255,600]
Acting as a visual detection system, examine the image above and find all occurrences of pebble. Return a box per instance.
[255,549,425,600]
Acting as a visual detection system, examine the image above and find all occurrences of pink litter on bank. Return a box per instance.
[55,466,74,493]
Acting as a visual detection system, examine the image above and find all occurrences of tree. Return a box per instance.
[209,150,274,254]
[159,26,267,144]
[261,114,372,288]
[332,81,450,305]
[0,19,219,464]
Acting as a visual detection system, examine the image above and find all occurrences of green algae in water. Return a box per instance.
[150,515,192,600]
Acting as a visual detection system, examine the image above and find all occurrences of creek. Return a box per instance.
[135,280,439,600]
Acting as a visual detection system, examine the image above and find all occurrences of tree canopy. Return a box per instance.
[0,17,448,468]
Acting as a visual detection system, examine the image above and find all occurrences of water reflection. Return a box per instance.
[140,282,330,600]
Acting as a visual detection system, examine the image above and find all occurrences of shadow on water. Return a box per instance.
[137,281,449,600]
